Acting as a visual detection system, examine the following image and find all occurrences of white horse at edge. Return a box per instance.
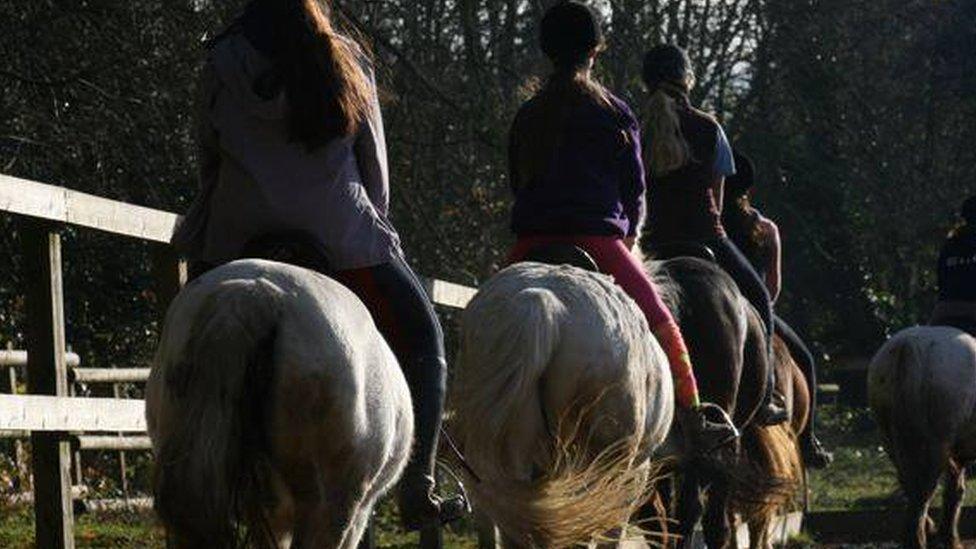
[869,325,976,549]
[146,259,412,549]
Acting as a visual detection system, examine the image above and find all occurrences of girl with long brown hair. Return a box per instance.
[640,44,789,426]
[507,1,737,453]
[723,150,833,468]
[171,0,463,530]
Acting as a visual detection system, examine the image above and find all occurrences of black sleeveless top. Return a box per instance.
[938,228,976,302]
[644,100,725,244]
[724,203,772,277]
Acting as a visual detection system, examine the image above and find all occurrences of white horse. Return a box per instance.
[451,262,674,547]
[146,259,412,548]
[868,326,976,549]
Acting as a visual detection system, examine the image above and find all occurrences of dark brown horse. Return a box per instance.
[644,255,771,548]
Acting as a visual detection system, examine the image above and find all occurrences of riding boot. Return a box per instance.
[678,405,740,454]
[396,356,466,531]
[801,433,833,469]
[756,358,789,426]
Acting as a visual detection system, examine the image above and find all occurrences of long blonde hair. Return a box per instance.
[642,45,696,176]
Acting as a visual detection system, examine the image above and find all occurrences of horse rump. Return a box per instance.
[148,277,283,547]
[452,264,667,547]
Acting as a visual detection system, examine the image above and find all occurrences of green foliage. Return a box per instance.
[734,0,976,357]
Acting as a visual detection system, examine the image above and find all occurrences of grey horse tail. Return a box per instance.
[153,280,281,547]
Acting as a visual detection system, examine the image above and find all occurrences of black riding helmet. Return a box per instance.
[642,44,692,89]
[724,149,756,198]
[540,1,603,68]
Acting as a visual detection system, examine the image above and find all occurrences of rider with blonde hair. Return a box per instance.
[640,44,788,426]
[507,1,737,452]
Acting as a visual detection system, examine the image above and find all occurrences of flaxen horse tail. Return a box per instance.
[452,263,673,547]
[149,275,283,546]
[737,337,805,544]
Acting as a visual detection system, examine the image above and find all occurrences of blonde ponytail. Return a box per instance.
[644,88,691,176]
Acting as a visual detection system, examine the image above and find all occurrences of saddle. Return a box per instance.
[649,241,718,263]
[241,231,334,275]
[521,243,600,272]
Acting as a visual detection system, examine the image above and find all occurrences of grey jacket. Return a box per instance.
[171,32,402,270]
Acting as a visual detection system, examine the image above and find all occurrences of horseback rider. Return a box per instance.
[639,44,789,426]
[722,149,834,468]
[169,0,462,530]
[931,196,976,335]
[506,1,737,453]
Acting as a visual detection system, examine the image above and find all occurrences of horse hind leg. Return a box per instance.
[701,475,733,549]
[900,446,944,549]
[675,469,703,549]
[940,458,966,549]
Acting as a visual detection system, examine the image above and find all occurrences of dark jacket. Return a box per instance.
[938,228,976,302]
[508,90,645,239]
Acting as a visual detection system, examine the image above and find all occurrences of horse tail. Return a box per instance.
[868,331,928,484]
[455,285,653,547]
[736,423,803,526]
[455,287,564,484]
[151,278,282,547]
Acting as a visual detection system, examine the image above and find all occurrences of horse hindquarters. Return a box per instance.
[269,344,413,549]
[147,263,413,549]
[454,265,672,547]
[147,278,285,547]
[868,331,959,549]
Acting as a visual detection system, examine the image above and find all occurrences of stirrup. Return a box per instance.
[697,402,741,439]
[438,494,469,525]
[433,458,473,525]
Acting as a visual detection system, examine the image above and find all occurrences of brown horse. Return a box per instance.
[736,335,808,549]
[644,256,773,549]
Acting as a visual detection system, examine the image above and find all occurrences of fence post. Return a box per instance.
[23,221,74,549]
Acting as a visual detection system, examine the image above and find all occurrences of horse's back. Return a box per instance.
[646,256,758,421]
[869,326,976,455]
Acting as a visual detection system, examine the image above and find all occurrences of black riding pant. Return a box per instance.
[773,315,819,444]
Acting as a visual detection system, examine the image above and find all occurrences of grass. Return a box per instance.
[808,403,976,511]
[0,506,166,548]
[1,403,969,546]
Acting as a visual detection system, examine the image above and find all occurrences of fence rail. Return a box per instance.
[0,174,477,548]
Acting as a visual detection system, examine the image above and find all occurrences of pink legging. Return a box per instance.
[508,235,673,326]
[508,234,700,408]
